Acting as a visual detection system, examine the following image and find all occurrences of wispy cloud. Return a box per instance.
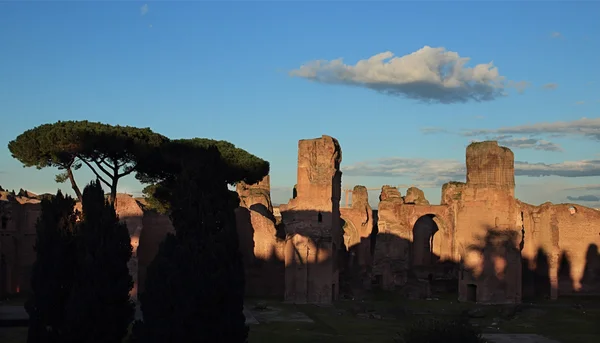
[509,80,531,94]
[342,157,600,186]
[290,46,527,104]
[475,136,562,152]
[140,4,149,16]
[567,195,600,202]
[542,83,558,90]
[420,127,448,135]
[575,101,585,105]
[462,117,600,141]
[550,31,563,39]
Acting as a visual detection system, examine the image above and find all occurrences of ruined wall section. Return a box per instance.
[235,175,285,298]
[519,201,600,298]
[456,141,523,304]
[466,141,515,196]
[374,187,409,289]
[374,185,456,290]
[0,194,40,296]
[340,185,373,290]
[237,175,273,213]
[280,135,342,304]
[404,187,430,205]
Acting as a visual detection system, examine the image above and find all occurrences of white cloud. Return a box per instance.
[342,157,600,186]
[542,83,558,90]
[575,101,585,105]
[550,32,563,39]
[290,46,526,104]
[140,4,149,16]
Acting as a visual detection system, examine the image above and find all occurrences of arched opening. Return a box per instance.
[317,212,322,223]
[411,214,440,267]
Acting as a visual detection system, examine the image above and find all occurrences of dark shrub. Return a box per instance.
[395,317,485,343]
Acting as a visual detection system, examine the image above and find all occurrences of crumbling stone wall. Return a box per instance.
[465,141,515,197]
[453,141,523,304]
[237,175,273,213]
[0,192,40,297]
[373,186,454,291]
[340,185,373,290]
[520,202,600,298]
[235,175,285,298]
[280,135,342,304]
[404,187,430,205]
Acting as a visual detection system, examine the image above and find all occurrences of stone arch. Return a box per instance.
[411,214,445,267]
[341,215,359,251]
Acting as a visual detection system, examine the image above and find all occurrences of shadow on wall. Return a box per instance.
[235,204,285,299]
[135,211,175,295]
[463,228,600,303]
[237,208,340,303]
[522,244,600,299]
[91,207,600,304]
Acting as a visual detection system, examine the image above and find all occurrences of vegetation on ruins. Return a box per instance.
[395,317,485,343]
[132,140,268,343]
[24,182,134,343]
[25,191,78,343]
[61,181,135,343]
[8,121,168,204]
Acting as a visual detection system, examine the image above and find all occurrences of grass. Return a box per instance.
[2,294,600,343]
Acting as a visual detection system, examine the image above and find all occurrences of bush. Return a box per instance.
[395,317,485,343]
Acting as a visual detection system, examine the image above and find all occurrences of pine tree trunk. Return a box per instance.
[67,167,83,203]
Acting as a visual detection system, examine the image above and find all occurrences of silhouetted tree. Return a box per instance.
[132,140,268,343]
[8,121,167,203]
[25,191,78,343]
[61,181,134,343]
[140,184,170,215]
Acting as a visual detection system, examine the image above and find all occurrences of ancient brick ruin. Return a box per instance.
[1,138,600,306]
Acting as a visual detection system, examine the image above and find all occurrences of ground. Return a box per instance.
[1,293,599,343]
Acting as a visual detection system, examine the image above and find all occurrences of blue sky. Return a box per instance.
[1,1,600,208]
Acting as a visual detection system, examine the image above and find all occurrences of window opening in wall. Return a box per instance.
[317,212,322,223]
[466,284,477,302]
[372,275,382,288]
[332,284,336,302]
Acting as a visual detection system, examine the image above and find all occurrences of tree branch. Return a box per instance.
[90,157,114,180]
[117,165,136,178]
[79,158,112,188]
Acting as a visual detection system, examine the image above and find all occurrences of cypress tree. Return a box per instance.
[62,181,135,343]
[25,190,77,343]
[133,145,248,343]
